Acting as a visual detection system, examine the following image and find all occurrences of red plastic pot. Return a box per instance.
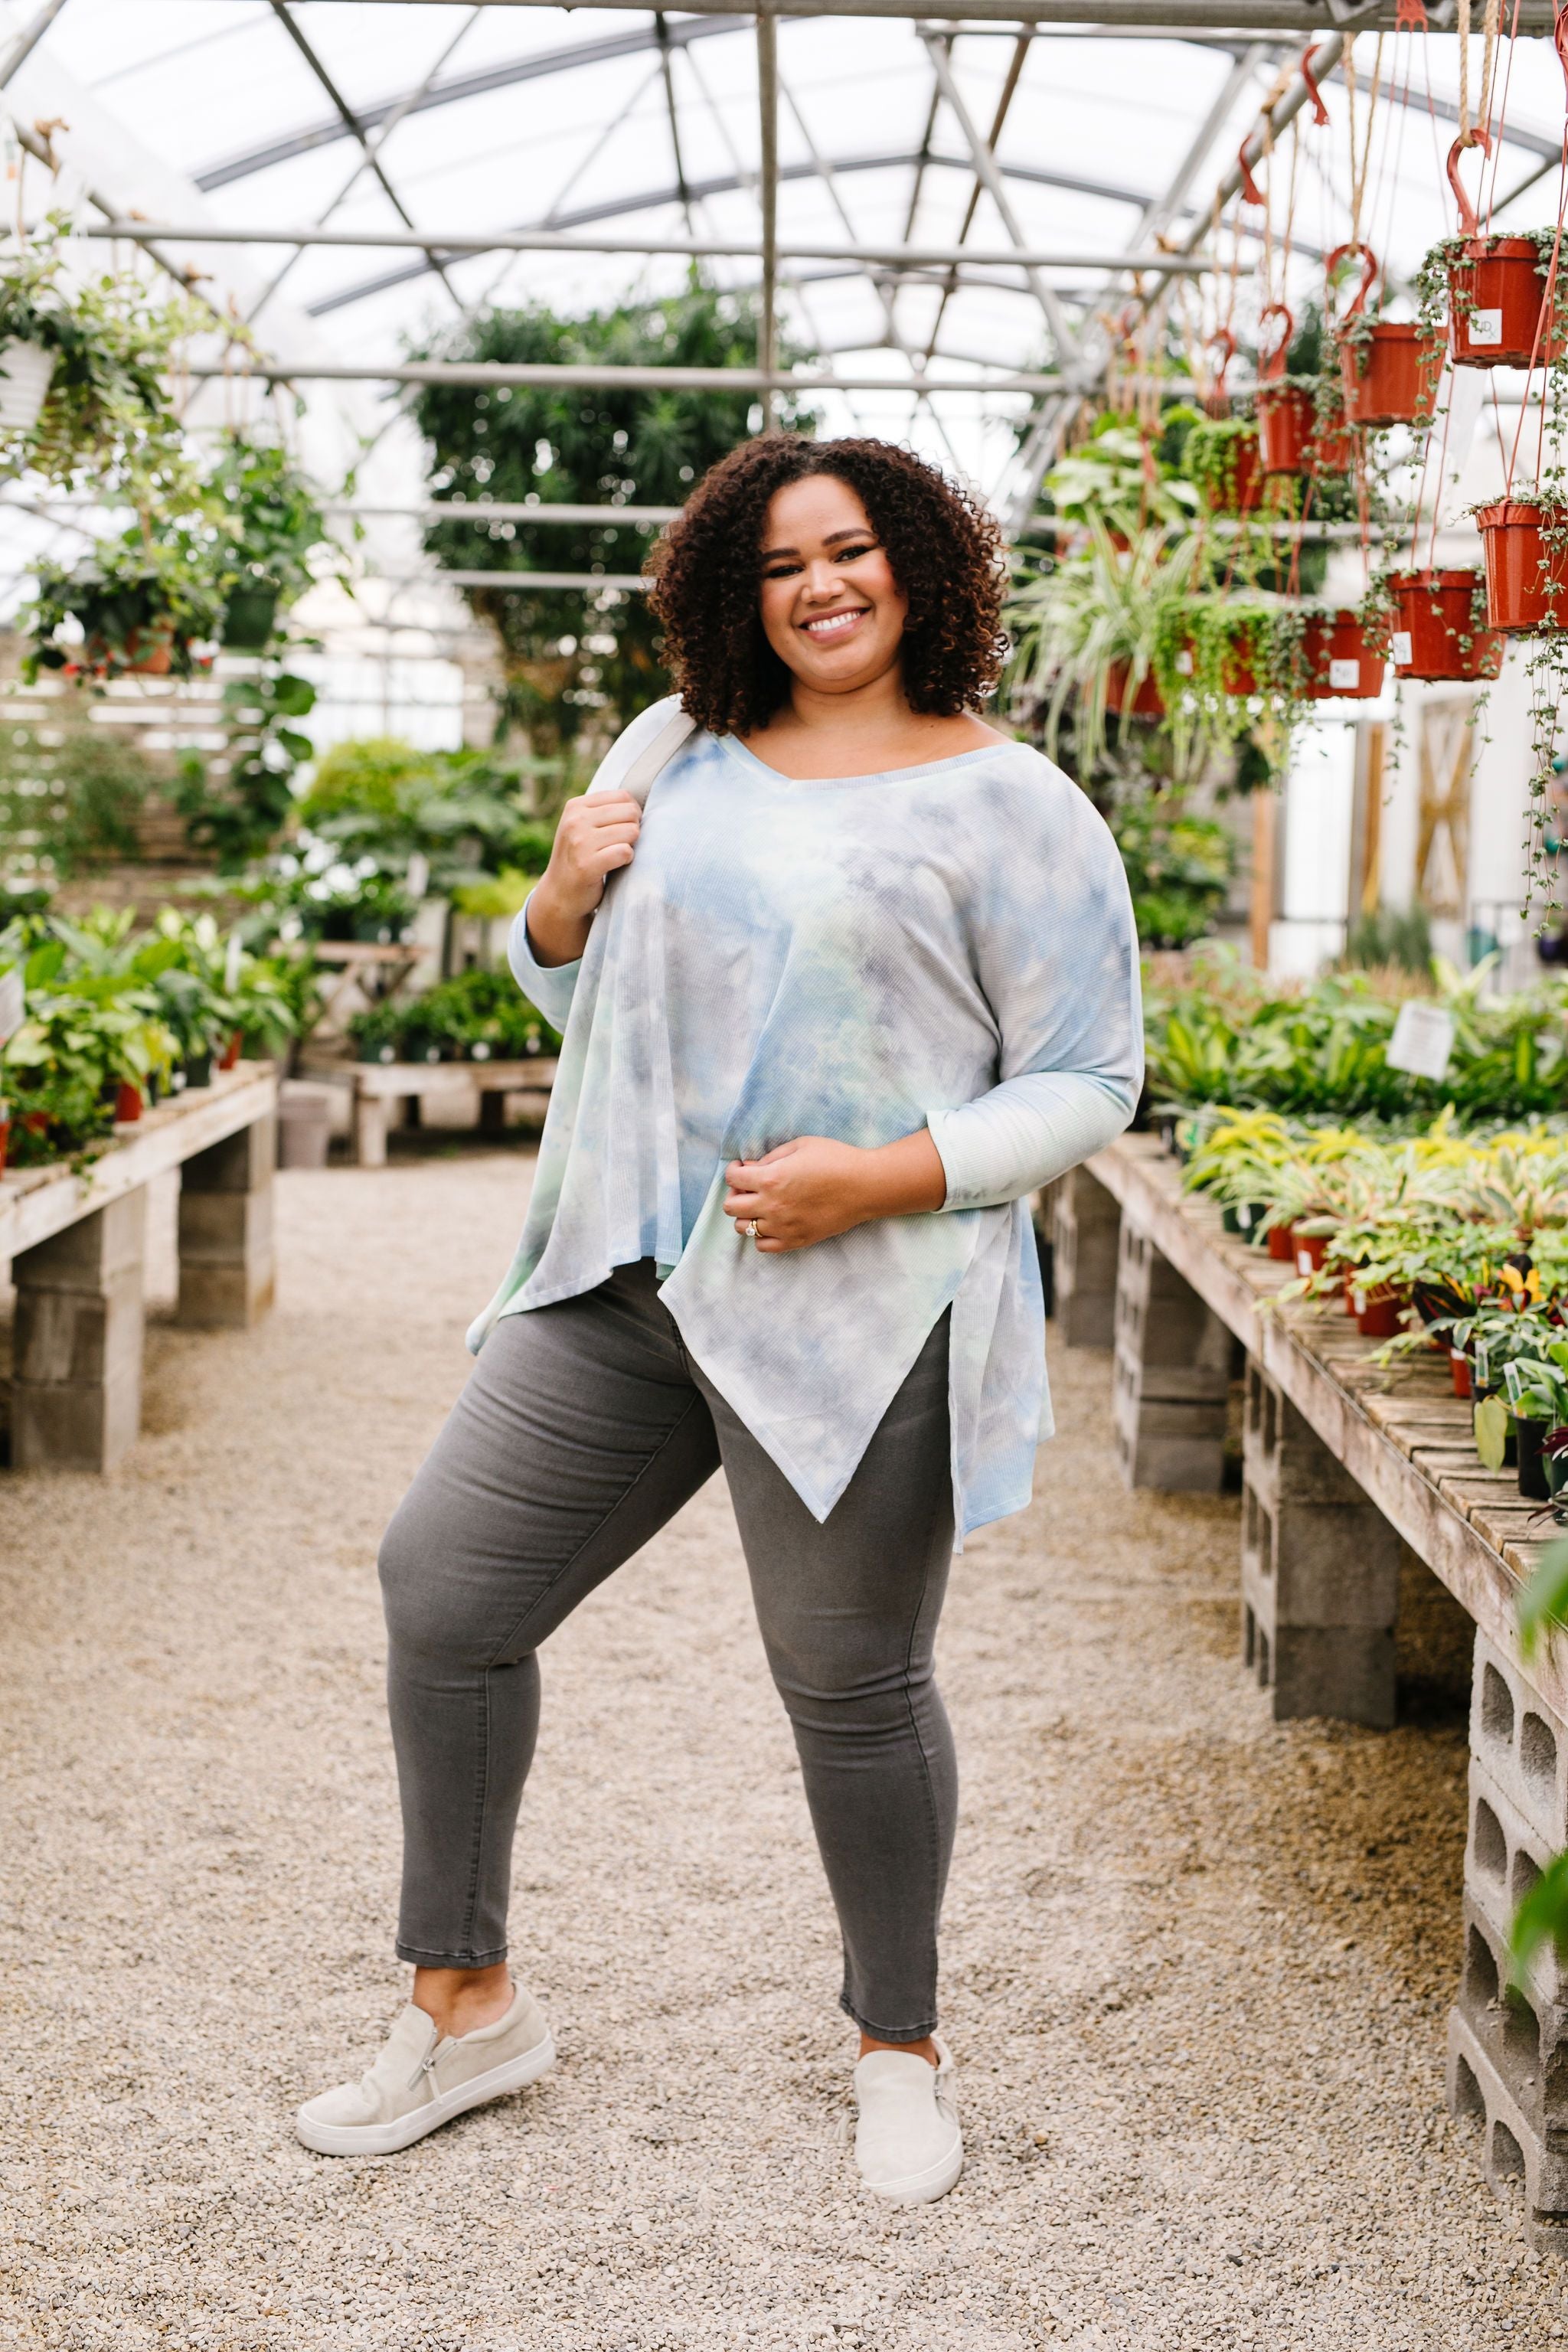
[1388,568,1504,681]
[1300,611,1387,700]
[1198,433,1264,516]
[1338,323,1443,427]
[1267,1223,1296,1263]
[1256,384,1314,475]
[1449,238,1563,370]
[0,1116,8,1178]
[219,1031,242,1071]
[113,1081,142,1123]
[1295,1234,1329,1277]
[1476,501,1568,633]
[1104,661,1165,718]
[1451,1351,1472,1399]
[82,625,175,678]
[1353,1284,1405,1339]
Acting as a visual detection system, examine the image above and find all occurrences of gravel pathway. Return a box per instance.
[1,1145,1562,2350]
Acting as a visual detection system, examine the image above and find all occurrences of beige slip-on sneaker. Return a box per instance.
[295,1981,554,2157]
[852,2035,963,2205]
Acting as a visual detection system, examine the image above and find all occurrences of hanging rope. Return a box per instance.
[1347,36,1387,247]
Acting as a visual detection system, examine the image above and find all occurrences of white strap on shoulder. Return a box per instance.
[602,704,697,809]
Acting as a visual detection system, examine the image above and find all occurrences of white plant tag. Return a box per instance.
[1387,1000,1455,1082]
[1392,631,1413,667]
[1468,308,1503,347]
[1175,648,1194,676]
[0,965,22,1044]
[1328,657,1361,691]
[224,932,243,993]
[405,852,430,901]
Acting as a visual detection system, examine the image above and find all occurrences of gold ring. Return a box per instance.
[742,1218,758,1238]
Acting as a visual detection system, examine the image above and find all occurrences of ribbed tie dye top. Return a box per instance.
[470,696,1142,1543]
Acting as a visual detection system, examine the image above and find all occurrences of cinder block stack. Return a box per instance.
[1111,1217,1230,1492]
[11,1191,147,1472]
[1447,1632,1568,2249]
[1049,1165,1120,1349]
[1240,1358,1401,1727]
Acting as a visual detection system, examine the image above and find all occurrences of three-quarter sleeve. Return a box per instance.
[927,769,1142,1211]
[508,893,582,1032]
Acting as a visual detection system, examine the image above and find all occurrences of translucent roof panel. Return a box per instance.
[3,0,1566,511]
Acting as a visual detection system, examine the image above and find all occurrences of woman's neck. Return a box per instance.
[740,670,1007,782]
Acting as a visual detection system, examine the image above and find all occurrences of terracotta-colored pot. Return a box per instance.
[1295,1234,1329,1276]
[83,625,175,677]
[1104,660,1165,718]
[1353,1284,1405,1339]
[1389,567,1504,681]
[0,1116,8,1177]
[1300,611,1387,700]
[1338,322,1442,427]
[1476,501,1568,633]
[113,1081,142,1123]
[1449,237,1563,370]
[1451,1351,1473,1399]
[219,1032,242,1072]
[1256,383,1314,476]
[1267,1223,1296,1263]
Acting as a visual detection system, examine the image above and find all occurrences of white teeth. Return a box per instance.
[804,610,864,636]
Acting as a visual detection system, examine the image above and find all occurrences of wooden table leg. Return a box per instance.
[479,1086,508,1137]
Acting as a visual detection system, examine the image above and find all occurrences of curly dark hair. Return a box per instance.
[645,436,1007,737]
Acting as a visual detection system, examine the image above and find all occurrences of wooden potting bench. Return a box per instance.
[296,1054,558,1168]
[1051,1135,1568,2248]
[2,1064,277,1474]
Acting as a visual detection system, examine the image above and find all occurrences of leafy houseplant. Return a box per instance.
[1387,567,1503,682]
[204,430,345,648]
[26,523,228,681]
[1040,416,1199,543]
[1005,523,1201,775]
[1181,417,1266,517]
[1331,241,1443,429]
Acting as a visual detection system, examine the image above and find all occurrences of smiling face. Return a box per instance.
[756,472,910,700]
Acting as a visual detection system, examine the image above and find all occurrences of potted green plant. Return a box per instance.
[1006,522,1201,772]
[1387,567,1504,681]
[1421,146,1568,371]
[1331,243,1442,429]
[26,524,228,681]
[0,230,65,436]
[1474,488,1568,632]
[204,430,344,648]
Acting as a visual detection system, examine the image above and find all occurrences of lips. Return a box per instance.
[801,606,869,642]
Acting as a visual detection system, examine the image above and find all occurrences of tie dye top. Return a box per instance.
[470,696,1142,1544]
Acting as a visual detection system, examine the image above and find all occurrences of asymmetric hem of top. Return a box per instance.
[469,697,1142,1547]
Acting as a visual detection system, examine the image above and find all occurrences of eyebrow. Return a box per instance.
[760,525,876,560]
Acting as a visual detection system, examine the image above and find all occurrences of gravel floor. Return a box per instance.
[1,1142,1563,2350]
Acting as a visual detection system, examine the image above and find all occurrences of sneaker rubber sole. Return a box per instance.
[294,2030,555,2157]
[859,2127,964,2206]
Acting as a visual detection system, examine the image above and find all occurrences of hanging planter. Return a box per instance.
[1298,608,1387,700]
[1387,567,1504,681]
[1104,659,1166,718]
[1184,418,1265,516]
[1331,243,1442,428]
[0,339,57,433]
[1437,142,1566,370]
[1475,499,1568,633]
[220,582,280,652]
[1253,302,1354,476]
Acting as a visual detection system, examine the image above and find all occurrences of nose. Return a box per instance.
[802,557,846,601]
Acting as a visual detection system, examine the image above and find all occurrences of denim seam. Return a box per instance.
[396,1941,508,1968]
[838,1993,939,2041]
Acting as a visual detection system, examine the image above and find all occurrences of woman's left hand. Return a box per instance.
[724,1130,948,1254]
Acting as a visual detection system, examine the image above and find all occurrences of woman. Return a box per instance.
[297,436,1141,2204]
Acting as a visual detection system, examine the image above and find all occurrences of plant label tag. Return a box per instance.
[1175,649,1194,675]
[406,853,430,901]
[0,967,22,1045]
[1392,631,1413,666]
[1387,1000,1455,1081]
[1328,657,1361,690]
[1468,309,1503,347]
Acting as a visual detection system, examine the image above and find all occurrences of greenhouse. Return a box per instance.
[4,0,1568,2341]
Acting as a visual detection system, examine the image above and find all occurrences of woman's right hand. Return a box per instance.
[524,789,642,967]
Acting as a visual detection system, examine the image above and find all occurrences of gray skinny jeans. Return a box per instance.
[377,1258,957,2042]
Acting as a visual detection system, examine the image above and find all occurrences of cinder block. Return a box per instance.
[1465,1757,1568,2010]
[1240,1357,1400,1726]
[181,1116,276,1195]
[1051,1165,1119,1348]
[1468,1631,1568,1854]
[177,1187,273,1259]
[10,1363,142,1473]
[175,1261,275,1330]
[14,1272,144,1387]
[12,1187,146,1293]
[1112,1220,1230,1493]
[1449,2010,1568,2251]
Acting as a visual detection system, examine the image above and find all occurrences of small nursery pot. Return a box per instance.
[1295,1234,1329,1277]
[1300,611,1387,700]
[1448,237,1563,370]
[1517,1416,1552,1503]
[0,1113,8,1177]
[1338,322,1442,428]
[181,1052,214,1090]
[1388,568,1504,681]
[1352,1285,1405,1339]
[219,1032,243,1072]
[1476,501,1568,633]
[1103,660,1166,719]
[1267,1223,1296,1263]
[113,1081,143,1123]
[1547,1443,1568,1518]
[0,339,57,433]
[1451,1351,1473,1399]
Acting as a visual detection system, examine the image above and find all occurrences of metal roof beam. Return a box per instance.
[182,358,1080,392]
[194,0,1560,26]
[84,217,1217,273]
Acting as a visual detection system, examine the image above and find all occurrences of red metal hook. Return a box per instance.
[1300,44,1331,127]
[1446,132,1492,239]
[1237,136,1266,207]
[1206,325,1237,405]
[1325,240,1380,322]
[1259,300,1295,379]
